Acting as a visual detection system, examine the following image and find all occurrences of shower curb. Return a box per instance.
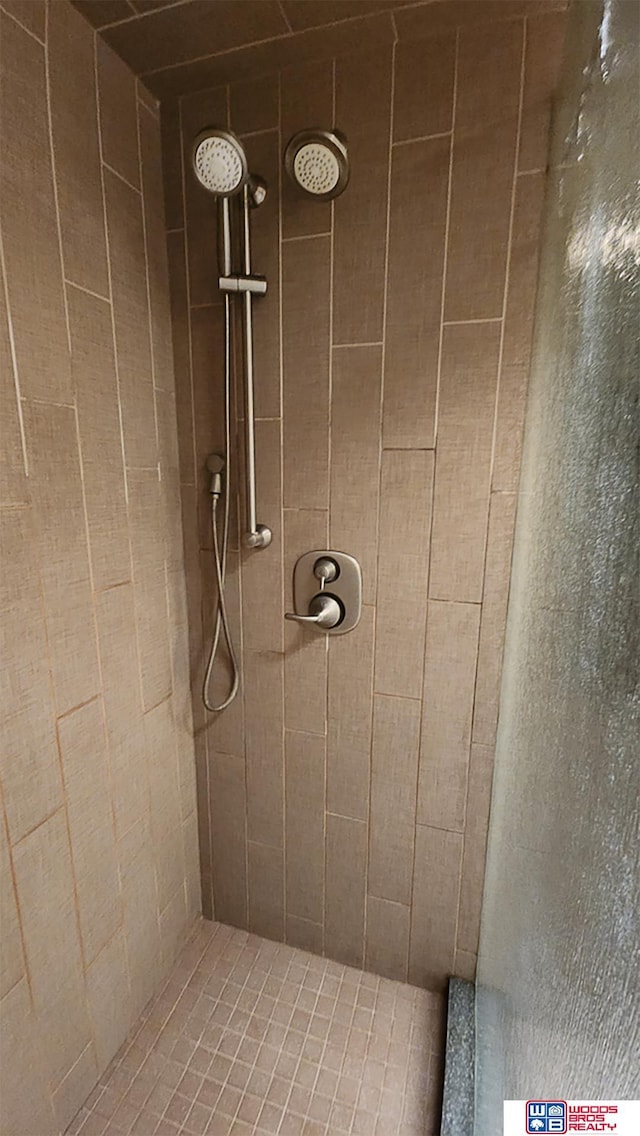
[441,977,475,1136]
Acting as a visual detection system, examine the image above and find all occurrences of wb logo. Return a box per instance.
[526,1101,567,1133]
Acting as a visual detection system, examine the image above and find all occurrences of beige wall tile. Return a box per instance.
[0,271,27,507]
[519,10,567,172]
[103,169,156,465]
[454,948,477,983]
[139,101,175,393]
[23,401,100,714]
[68,284,131,591]
[333,48,392,344]
[369,694,421,906]
[327,605,374,821]
[330,345,382,603]
[383,137,449,449]
[2,0,45,38]
[244,650,284,850]
[167,230,195,485]
[0,512,63,844]
[0,980,56,1136]
[325,813,366,969]
[395,1,562,39]
[159,885,189,972]
[0,13,71,404]
[95,583,149,839]
[393,33,455,142]
[0,813,24,997]
[286,915,323,955]
[48,1,109,297]
[281,60,333,240]
[190,305,231,550]
[145,698,185,912]
[284,509,329,736]
[57,699,123,964]
[209,750,248,929]
[429,322,501,602]
[365,895,410,983]
[457,742,494,955]
[127,467,164,580]
[119,819,162,1019]
[374,450,433,698]
[134,564,172,711]
[160,100,183,230]
[231,73,278,135]
[248,840,284,942]
[201,549,245,756]
[183,811,201,921]
[409,824,463,991]
[240,130,281,420]
[181,85,228,307]
[472,493,517,747]
[285,730,325,924]
[52,1041,98,1134]
[282,235,331,509]
[241,419,283,653]
[444,19,522,320]
[12,810,92,1083]
[418,600,481,832]
[492,171,545,490]
[85,930,131,1073]
[97,38,140,188]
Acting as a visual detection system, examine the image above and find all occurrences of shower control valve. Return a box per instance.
[285,593,342,629]
[285,550,362,635]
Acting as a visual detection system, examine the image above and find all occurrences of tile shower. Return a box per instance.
[0,1,566,1133]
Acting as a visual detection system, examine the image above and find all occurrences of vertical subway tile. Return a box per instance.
[181,84,228,307]
[281,60,334,240]
[409,824,463,992]
[429,322,501,602]
[22,401,100,714]
[12,810,92,1084]
[0,13,71,404]
[201,549,245,756]
[325,813,366,969]
[139,101,175,393]
[48,1,109,297]
[167,229,195,485]
[68,284,131,590]
[230,73,278,135]
[286,916,324,956]
[519,9,567,172]
[393,33,455,143]
[326,604,374,821]
[454,948,477,983]
[282,235,331,509]
[95,583,149,839]
[284,508,329,736]
[118,819,162,1020]
[145,698,185,913]
[0,814,24,998]
[85,930,131,1073]
[418,600,481,832]
[285,730,325,925]
[472,493,517,746]
[492,170,545,491]
[241,418,283,653]
[160,99,183,231]
[248,841,284,943]
[57,699,123,964]
[209,751,248,929]
[0,981,56,1136]
[330,345,382,603]
[97,37,140,188]
[241,128,281,419]
[365,896,410,983]
[374,450,433,698]
[444,19,522,320]
[190,304,233,551]
[134,565,172,711]
[383,136,449,449]
[0,270,27,507]
[457,743,494,955]
[244,650,284,850]
[333,48,392,344]
[0,510,63,844]
[368,694,421,905]
[103,168,156,466]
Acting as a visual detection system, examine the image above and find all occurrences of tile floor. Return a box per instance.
[67,920,445,1136]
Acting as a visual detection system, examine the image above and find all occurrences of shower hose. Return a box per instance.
[202,294,240,713]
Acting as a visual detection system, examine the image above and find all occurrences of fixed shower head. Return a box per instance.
[284,129,349,201]
[193,128,249,197]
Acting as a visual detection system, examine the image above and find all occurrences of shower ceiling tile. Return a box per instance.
[394,0,567,39]
[72,0,136,27]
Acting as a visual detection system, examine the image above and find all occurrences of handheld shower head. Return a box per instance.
[193,128,249,197]
[284,129,349,200]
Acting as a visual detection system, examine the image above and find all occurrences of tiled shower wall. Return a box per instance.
[0,3,199,1132]
[164,2,566,989]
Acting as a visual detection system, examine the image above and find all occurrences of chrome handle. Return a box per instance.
[285,593,342,630]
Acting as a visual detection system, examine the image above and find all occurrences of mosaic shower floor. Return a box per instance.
[67,920,445,1136]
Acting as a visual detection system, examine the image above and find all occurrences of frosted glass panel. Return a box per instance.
[475,0,639,1125]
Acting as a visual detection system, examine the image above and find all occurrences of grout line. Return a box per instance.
[87,0,190,31]
[19,394,74,409]
[238,125,278,140]
[0,229,29,478]
[166,226,184,234]
[392,129,453,147]
[102,160,141,196]
[277,0,293,35]
[281,230,332,243]
[332,340,383,349]
[64,278,110,304]
[0,4,44,44]
[1,795,37,1010]
[443,316,502,326]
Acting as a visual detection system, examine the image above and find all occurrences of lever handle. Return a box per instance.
[285,593,342,630]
